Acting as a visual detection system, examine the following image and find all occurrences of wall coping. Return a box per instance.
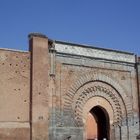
[55,41,135,64]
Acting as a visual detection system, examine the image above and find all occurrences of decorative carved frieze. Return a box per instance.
[64,72,133,127]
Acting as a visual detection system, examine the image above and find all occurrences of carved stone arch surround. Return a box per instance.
[64,72,132,127]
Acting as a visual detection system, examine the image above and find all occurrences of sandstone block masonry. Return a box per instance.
[0,33,140,140]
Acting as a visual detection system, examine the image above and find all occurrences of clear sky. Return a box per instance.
[0,0,140,55]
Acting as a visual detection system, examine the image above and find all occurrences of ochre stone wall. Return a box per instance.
[0,50,30,139]
[0,34,139,140]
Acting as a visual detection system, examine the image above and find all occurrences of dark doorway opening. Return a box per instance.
[87,106,110,140]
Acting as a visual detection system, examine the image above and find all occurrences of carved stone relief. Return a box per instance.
[64,72,132,127]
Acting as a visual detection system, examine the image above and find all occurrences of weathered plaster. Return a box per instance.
[0,33,139,140]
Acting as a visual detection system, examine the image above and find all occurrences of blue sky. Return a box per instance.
[0,0,140,55]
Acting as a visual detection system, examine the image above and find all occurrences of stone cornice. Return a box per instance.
[55,42,135,64]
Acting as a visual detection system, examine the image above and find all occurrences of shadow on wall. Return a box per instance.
[64,136,71,140]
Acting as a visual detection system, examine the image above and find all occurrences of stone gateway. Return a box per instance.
[0,33,140,140]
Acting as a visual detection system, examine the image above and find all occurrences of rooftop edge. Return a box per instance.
[55,40,135,56]
[0,48,29,53]
[28,32,48,39]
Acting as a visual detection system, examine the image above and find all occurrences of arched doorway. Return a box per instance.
[86,106,110,140]
[64,79,128,140]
